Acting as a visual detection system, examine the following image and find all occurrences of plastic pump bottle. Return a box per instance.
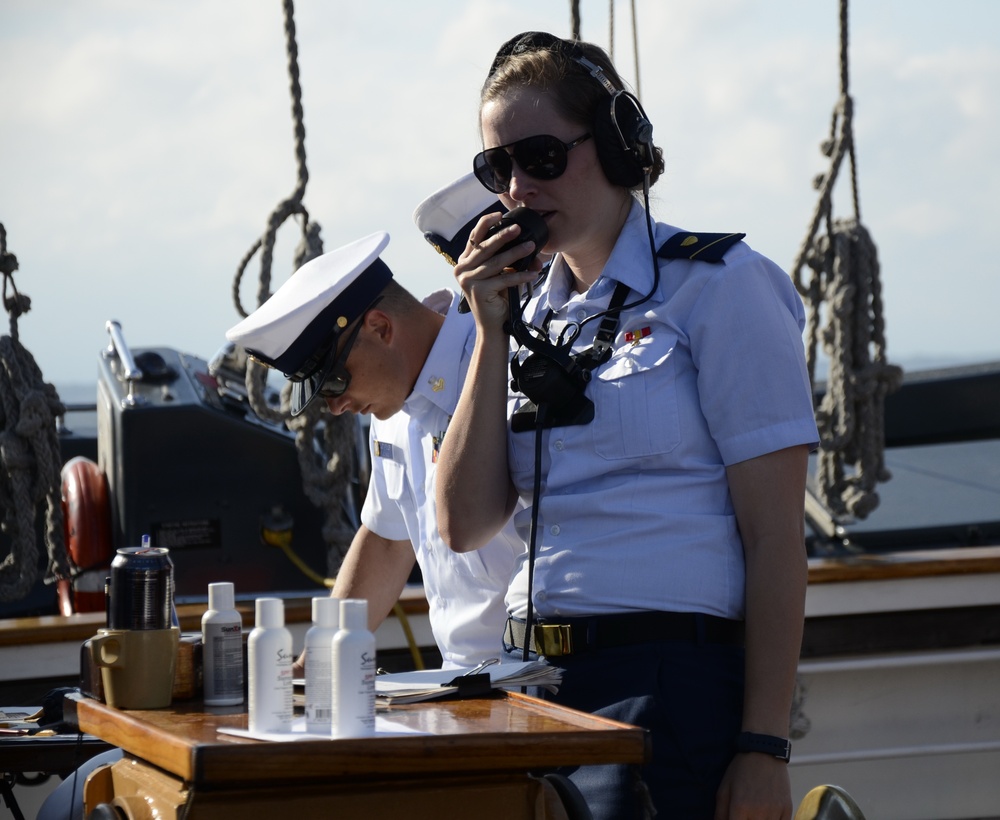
[331,598,376,738]
[304,596,340,733]
[247,597,293,733]
[202,582,244,706]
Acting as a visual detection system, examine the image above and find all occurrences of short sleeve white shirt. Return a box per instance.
[362,290,524,667]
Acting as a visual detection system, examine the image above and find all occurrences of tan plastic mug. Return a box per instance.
[89,627,180,709]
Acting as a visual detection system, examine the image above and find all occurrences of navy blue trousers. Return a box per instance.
[506,636,745,820]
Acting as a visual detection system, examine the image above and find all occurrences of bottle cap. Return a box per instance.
[208,582,235,611]
[339,598,368,631]
[312,596,340,628]
[255,597,284,629]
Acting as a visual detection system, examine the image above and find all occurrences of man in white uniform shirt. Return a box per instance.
[37,179,522,820]
[226,175,523,668]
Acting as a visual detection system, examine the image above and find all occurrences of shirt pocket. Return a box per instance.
[591,331,681,460]
[376,451,407,502]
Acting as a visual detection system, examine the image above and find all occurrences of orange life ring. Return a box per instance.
[59,456,114,615]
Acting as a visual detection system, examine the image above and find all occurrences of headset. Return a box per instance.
[487,31,655,189]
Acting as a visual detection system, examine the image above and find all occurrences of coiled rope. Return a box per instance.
[230,0,358,570]
[791,0,902,522]
[0,224,71,601]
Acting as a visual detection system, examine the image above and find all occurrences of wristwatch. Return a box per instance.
[736,731,791,763]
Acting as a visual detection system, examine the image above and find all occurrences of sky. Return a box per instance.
[2,0,999,390]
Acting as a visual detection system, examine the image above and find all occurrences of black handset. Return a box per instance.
[457,207,548,313]
[485,206,549,272]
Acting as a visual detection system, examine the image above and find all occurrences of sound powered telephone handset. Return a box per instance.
[457,206,548,314]
[486,206,549,272]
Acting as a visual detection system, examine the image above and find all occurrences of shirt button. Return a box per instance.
[575,309,587,321]
[550,525,561,536]
[553,439,564,451]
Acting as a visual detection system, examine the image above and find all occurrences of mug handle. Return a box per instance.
[89,634,126,669]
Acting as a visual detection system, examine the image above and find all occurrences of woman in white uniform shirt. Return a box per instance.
[436,32,818,820]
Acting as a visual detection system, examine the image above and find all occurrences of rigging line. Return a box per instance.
[791,0,858,301]
[231,0,321,320]
[631,0,641,98]
[609,0,615,61]
[229,0,364,582]
[840,0,861,221]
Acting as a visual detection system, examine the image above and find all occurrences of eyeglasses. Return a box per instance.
[473,133,591,194]
[290,297,382,415]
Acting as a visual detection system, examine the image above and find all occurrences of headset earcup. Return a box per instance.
[592,93,651,188]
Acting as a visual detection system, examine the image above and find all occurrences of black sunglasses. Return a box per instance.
[290,297,382,415]
[473,133,591,194]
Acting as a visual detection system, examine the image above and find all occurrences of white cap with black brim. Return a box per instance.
[225,231,393,415]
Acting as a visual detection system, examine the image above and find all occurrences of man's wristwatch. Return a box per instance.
[736,731,791,763]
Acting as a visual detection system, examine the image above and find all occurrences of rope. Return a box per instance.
[229,0,358,570]
[630,0,641,98]
[791,0,902,522]
[608,0,615,60]
[232,0,323,320]
[0,224,71,601]
[570,1,643,98]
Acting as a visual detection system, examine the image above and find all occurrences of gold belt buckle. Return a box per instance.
[533,624,573,657]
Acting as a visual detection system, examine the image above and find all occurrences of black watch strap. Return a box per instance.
[736,731,791,763]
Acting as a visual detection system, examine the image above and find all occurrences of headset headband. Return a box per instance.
[488,32,575,79]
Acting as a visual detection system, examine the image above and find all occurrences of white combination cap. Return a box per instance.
[412,173,506,266]
[225,232,393,414]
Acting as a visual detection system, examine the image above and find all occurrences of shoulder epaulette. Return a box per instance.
[657,231,746,263]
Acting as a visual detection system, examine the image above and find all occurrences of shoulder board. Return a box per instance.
[657,231,746,263]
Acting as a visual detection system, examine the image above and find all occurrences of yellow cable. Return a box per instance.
[276,541,334,588]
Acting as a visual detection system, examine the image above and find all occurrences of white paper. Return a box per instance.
[218,715,426,742]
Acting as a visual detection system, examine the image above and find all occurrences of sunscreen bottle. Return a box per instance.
[331,598,376,738]
[304,596,339,733]
[202,582,244,706]
[248,597,293,733]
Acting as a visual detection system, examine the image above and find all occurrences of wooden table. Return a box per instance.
[65,691,649,819]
